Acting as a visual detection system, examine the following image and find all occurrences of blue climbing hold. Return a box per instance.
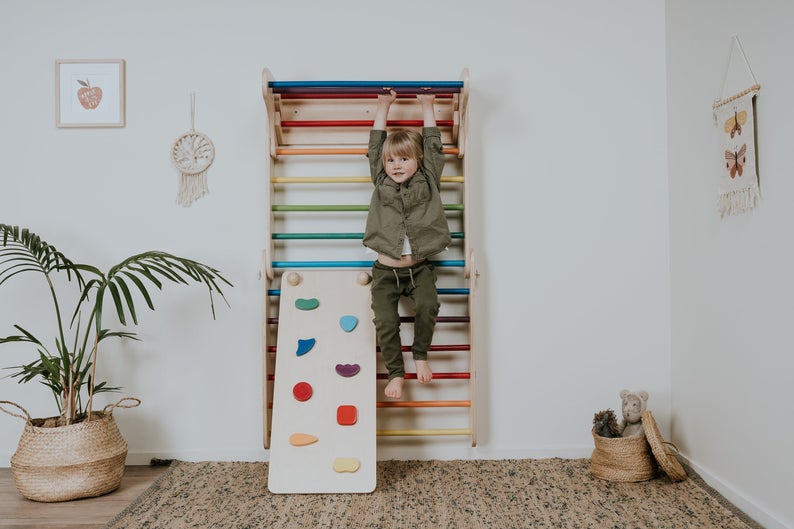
[339,315,358,332]
[296,338,316,357]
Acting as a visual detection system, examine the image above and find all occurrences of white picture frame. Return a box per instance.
[56,59,125,128]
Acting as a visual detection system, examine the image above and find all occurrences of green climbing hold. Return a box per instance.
[295,298,319,310]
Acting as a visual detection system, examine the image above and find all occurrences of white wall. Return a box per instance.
[666,1,794,528]
[0,0,669,470]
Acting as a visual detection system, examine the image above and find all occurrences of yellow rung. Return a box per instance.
[272,176,464,184]
[376,428,472,437]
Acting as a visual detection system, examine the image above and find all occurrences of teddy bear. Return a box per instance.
[618,389,649,438]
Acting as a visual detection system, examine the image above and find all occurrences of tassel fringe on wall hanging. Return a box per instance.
[712,35,761,218]
[171,92,215,207]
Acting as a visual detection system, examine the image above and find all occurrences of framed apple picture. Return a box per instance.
[56,59,125,128]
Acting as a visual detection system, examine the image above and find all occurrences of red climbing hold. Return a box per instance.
[293,382,313,401]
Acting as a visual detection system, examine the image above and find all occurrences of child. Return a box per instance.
[364,90,451,399]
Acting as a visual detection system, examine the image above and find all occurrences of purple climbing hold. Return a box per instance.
[335,363,361,377]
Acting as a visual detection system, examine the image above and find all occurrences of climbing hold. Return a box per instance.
[339,315,358,332]
[289,433,318,446]
[286,272,302,286]
[337,405,358,426]
[357,272,372,285]
[292,382,313,401]
[296,338,316,356]
[333,457,360,473]
[295,298,319,310]
[335,363,361,377]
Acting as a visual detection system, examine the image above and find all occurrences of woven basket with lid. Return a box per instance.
[590,430,658,482]
[641,410,688,482]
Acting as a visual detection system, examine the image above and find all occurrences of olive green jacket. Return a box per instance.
[363,127,451,261]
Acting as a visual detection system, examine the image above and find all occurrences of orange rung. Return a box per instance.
[377,400,470,408]
[276,147,460,156]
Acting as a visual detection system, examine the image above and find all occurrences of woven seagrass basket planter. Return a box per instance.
[590,430,658,482]
[1,399,137,502]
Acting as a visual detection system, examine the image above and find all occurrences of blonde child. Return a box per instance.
[364,90,451,398]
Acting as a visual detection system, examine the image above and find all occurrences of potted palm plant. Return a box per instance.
[0,223,231,502]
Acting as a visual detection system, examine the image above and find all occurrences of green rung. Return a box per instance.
[272,204,464,212]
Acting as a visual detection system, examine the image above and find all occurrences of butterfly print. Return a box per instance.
[724,110,747,138]
[725,143,747,179]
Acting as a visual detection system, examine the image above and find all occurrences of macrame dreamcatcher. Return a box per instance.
[712,35,761,218]
[171,92,215,207]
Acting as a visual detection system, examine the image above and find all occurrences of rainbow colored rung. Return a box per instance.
[376,429,472,436]
[266,371,471,381]
[271,176,464,183]
[269,80,463,96]
[271,231,464,240]
[270,260,465,268]
[267,287,469,296]
[277,93,457,100]
[377,400,470,408]
[275,147,460,156]
[266,315,470,324]
[272,204,463,212]
[280,119,455,128]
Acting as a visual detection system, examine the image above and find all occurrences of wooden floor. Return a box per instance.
[0,466,167,529]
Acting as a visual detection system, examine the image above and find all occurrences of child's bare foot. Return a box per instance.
[415,360,433,384]
[384,377,404,399]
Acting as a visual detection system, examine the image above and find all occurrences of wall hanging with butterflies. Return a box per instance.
[712,35,761,218]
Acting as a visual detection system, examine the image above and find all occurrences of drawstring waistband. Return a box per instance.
[391,267,417,289]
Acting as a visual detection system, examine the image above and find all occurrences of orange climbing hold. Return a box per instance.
[336,405,357,426]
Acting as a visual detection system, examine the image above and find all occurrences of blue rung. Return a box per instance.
[269,80,464,89]
[437,288,470,295]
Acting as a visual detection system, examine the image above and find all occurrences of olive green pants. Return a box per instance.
[371,260,439,380]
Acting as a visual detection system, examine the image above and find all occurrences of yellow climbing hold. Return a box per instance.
[332,457,360,473]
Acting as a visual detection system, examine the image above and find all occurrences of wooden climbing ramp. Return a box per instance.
[268,270,376,493]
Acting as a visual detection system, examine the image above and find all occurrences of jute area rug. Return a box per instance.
[104,459,762,529]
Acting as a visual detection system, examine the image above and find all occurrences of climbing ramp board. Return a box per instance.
[268,270,376,493]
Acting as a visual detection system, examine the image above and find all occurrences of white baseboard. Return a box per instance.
[121,445,594,465]
[681,455,789,529]
[0,445,604,467]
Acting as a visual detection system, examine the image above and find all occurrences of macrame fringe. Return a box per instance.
[717,186,760,218]
[177,170,209,207]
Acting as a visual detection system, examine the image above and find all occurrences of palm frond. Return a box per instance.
[0,224,86,287]
[1,225,232,421]
[96,251,232,331]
